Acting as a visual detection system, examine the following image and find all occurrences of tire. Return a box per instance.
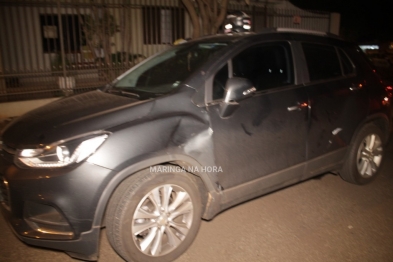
[340,124,385,185]
[106,167,202,262]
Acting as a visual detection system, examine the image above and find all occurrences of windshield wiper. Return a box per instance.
[120,90,140,98]
[108,88,140,98]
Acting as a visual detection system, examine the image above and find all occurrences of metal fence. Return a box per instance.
[0,0,330,102]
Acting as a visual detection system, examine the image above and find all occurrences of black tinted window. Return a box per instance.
[213,43,293,100]
[302,43,341,81]
[232,43,294,90]
[338,49,355,75]
[211,42,293,100]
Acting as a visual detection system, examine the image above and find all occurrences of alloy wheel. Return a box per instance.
[132,184,194,257]
[356,133,383,177]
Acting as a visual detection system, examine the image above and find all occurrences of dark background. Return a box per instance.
[289,0,393,42]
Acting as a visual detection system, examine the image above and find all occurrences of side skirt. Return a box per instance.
[218,148,347,213]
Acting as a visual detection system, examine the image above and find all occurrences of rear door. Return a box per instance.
[301,42,369,178]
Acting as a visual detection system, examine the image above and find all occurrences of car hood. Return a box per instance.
[2,91,153,149]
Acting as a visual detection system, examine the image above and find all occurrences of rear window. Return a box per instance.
[302,43,341,81]
[338,48,355,75]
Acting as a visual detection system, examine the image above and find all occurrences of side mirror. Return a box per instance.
[219,77,256,118]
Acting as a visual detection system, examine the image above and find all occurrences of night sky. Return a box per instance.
[289,0,393,42]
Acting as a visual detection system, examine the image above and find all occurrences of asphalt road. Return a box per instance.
[1,139,393,262]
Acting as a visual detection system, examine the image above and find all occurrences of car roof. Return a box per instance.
[189,27,348,47]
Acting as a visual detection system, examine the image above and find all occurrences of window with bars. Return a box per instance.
[142,7,185,45]
[40,14,85,53]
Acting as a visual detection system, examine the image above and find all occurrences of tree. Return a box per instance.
[78,7,118,66]
[181,0,227,38]
[76,3,138,81]
[182,0,250,38]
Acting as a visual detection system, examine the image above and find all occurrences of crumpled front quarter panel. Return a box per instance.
[88,89,217,179]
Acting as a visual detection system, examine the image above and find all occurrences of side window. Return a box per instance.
[302,43,341,81]
[338,49,355,75]
[232,43,294,90]
[211,42,293,100]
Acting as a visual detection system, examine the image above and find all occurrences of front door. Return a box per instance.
[206,42,309,189]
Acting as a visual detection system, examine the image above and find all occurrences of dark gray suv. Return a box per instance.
[0,28,391,262]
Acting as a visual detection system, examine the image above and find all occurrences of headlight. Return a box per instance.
[17,133,109,168]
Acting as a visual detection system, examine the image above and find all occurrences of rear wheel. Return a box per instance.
[340,124,385,185]
[106,167,202,262]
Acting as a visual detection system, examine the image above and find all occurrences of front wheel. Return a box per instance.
[106,167,202,262]
[340,124,385,185]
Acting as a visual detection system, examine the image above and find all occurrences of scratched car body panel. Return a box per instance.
[0,29,391,262]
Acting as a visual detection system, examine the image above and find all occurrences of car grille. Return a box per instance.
[0,176,10,210]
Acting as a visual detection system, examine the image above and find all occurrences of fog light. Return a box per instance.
[24,201,74,239]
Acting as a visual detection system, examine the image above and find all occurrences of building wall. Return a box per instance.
[0,0,335,102]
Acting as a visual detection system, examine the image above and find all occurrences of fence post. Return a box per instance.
[264,5,268,28]
[252,5,255,32]
[329,13,340,35]
[0,43,6,95]
[57,0,66,78]
[57,0,75,96]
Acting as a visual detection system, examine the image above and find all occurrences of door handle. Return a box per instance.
[287,102,308,112]
[350,83,363,91]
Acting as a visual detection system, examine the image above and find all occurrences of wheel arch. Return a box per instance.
[339,117,387,184]
[354,113,391,145]
[336,113,389,179]
[92,154,222,231]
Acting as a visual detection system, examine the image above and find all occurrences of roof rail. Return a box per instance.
[275,28,342,39]
[275,28,328,36]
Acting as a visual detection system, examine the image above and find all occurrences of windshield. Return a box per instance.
[113,42,230,97]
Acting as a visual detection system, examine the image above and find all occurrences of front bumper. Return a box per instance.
[0,149,114,260]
